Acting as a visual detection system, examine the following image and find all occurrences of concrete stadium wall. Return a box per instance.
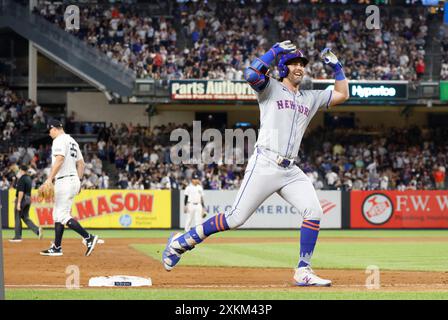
[67,92,150,126]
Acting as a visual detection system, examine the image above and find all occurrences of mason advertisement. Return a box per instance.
[351,191,448,228]
[8,189,172,229]
[179,190,342,229]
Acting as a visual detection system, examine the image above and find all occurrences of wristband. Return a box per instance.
[334,63,345,80]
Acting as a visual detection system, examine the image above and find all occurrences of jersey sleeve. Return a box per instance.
[255,77,275,103]
[184,186,190,197]
[310,90,333,110]
[52,138,67,157]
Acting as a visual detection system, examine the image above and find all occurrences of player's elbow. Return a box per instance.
[243,67,259,83]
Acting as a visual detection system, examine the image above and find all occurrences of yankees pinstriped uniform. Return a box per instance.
[184,182,205,232]
[41,119,99,257]
[52,133,83,224]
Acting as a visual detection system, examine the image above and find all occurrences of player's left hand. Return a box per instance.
[202,209,208,219]
[38,181,54,202]
[320,48,342,70]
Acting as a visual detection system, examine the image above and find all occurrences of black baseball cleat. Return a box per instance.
[40,243,63,256]
[85,234,99,256]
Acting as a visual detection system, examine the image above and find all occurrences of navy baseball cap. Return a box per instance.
[47,119,63,131]
[192,172,200,180]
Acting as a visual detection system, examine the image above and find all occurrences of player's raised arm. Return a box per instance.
[244,40,296,92]
[320,48,349,107]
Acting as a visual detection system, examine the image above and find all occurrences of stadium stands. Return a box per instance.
[33,0,431,81]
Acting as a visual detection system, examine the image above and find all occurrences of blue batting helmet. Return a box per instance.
[278,50,309,78]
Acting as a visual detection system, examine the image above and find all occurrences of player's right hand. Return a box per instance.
[183,206,188,214]
[272,40,297,55]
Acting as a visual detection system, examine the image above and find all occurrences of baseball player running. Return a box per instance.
[184,172,206,232]
[40,119,99,256]
[162,41,349,286]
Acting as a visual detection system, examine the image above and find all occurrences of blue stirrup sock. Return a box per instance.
[172,214,230,252]
[298,220,321,268]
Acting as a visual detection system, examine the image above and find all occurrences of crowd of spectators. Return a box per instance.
[0,78,106,191]
[33,0,432,81]
[440,25,448,81]
[273,5,428,81]
[0,144,108,192]
[300,126,447,191]
[0,76,47,142]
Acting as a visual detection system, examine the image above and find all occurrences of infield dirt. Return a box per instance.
[4,238,448,293]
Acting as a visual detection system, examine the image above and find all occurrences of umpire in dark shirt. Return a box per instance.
[10,165,43,242]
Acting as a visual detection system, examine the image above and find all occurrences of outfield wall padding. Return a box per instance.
[1,191,8,229]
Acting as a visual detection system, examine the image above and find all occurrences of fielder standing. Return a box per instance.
[183,172,206,232]
[163,41,349,286]
[40,119,99,256]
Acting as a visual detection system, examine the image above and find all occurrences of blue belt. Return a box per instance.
[257,147,296,168]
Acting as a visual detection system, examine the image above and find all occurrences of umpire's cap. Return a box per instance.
[47,119,63,131]
[278,50,309,78]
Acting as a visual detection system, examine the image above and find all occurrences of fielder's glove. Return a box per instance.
[272,40,297,56]
[38,181,55,202]
[320,48,343,72]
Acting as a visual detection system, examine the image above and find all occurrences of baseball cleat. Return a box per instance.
[162,232,183,271]
[38,227,44,240]
[85,234,99,256]
[9,238,22,243]
[40,243,63,256]
[294,267,332,287]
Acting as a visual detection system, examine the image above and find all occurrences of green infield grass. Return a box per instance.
[5,289,448,300]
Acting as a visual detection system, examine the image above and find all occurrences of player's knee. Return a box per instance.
[302,206,323,221]
[224,209,248,229]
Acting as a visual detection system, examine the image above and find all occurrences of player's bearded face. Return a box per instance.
[287,61,305,85]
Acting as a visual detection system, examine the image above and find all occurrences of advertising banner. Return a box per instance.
[313,80,408,100]
[170,80,256,101]
[179,190,341,229]
[8,189,171,229]
[351,191,448,228]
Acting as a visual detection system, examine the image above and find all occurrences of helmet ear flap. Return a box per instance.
[279,64,289,78]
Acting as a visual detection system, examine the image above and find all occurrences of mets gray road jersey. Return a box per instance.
[255,78,333,158]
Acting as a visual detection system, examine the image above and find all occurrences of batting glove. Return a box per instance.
[320,48,342,71]
[320,48,345,80]
[271,40,297,56]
